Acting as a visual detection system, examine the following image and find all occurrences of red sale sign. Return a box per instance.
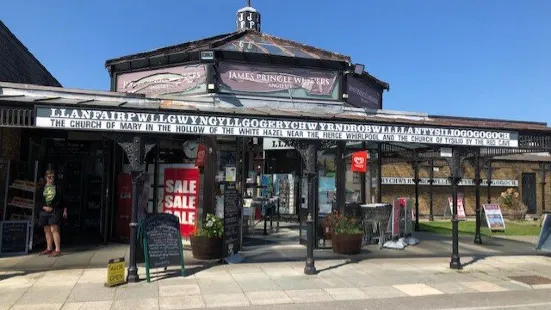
[351,151,369,172]
[162,168,200,237]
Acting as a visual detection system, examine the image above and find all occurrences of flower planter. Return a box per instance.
[190,235,223,260]
[331,233,363,255]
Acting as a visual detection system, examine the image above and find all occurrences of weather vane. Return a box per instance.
[247,0,251,7]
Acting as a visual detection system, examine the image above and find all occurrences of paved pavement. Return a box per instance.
[1,227,550,309]
[1,252,551,309]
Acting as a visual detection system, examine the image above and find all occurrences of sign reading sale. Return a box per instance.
[162,168,199,237]
[351,151,369,172]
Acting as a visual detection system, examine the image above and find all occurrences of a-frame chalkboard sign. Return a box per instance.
[138,213,185,282]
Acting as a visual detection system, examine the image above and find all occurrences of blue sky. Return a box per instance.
[2,0,550,122]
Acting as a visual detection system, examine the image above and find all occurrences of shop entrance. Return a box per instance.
[522,172,537,214]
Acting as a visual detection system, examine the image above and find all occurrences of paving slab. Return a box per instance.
[159,296,205,309]
[323,287,368,300]
[360,285,409,299]
[111,297,159,310]
[67,283,116,302]
[16,285,73,305]
[273,277,322,290]
[284,288,333,303]
[429,282,479,294]
[114,282,159,300]
[198,281,243,294]
[10,303,63,310]
[0,286,28,309]
[393,283,444,296]
[459,281,509,292]
[237,278,282,292]
[246,290,293,305]
[61,301,113,310]
[313,277,354,289]
[159,283,201,297]
[202,293,250,308]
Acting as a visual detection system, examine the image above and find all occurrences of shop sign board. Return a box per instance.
[346,76,381,109]
[218,62,339,100]
[105,257,126,287]
[116,64,207,97]
[351,151,369,172]
[482,204,506,231]
[161,167,200,237]
[35,107,520,148]
[382,177,518,187]
[0,220,30,256]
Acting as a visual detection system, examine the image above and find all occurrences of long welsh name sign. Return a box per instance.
[35,107,519,147]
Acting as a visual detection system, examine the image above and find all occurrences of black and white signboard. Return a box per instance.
[381,177,518,187]
[35,107,519,148]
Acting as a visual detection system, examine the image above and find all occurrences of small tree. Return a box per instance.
[498,188,527,220]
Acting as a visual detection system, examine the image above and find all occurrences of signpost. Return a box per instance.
[0,220,30,256]
[482,204,506,232]
[138,213,185,282]
[105,258,126,287]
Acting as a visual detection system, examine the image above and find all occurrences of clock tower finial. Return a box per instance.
[236,1,261,32]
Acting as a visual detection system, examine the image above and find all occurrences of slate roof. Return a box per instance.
[0,20,61,87]
[105,29,350,66]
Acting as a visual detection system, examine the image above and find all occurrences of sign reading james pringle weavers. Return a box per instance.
[35,107,519,148]
[217,62,339,100]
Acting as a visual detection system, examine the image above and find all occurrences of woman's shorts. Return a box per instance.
[38,211,61,226]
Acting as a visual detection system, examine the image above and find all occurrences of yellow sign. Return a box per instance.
[105,258,126,287]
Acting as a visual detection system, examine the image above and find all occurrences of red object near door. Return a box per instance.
[115,173,132,242]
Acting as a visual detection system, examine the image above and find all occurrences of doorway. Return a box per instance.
[521,173,537,214]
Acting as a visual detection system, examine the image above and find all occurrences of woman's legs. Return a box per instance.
[50,225,61,252]
[44,225,53,251]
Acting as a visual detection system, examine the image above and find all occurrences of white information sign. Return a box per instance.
[35,107,519,147]
[382,177,518,187]
[482,204,506,231]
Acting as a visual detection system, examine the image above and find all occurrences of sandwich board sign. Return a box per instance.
[482,204,506,232]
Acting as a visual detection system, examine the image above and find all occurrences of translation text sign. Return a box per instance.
[35,107,519,148]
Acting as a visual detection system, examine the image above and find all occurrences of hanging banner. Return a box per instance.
[351,151,369,172]
[162,167,200,237]
[482,204,506,231]
[35,107,520,148]
[448,196,467,220]
[195,144,207,167]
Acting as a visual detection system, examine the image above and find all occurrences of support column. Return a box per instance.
[413,156,420,231]
[360,142,367,203]
[202,136,217,219]
[474,152,483,245]
[540,163,546,215]
[335,141,346,213]
[116,135,155,283]
[447,148,463,270]
[376,144,383,203]
[485,160,492,204]
[428,160,434,221]
[296,143,318,275]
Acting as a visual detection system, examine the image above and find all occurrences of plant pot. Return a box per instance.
[190,235,223,260]
[331,233,363,255]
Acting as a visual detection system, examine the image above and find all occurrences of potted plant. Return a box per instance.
[190,213,224,260]
[498,188,528,220]
[328,210,364,254]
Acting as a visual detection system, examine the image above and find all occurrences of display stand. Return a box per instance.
[2,160,40,251]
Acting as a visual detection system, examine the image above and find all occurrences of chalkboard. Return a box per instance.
[223,182,240,258]
[139,213,184,282]
[0,220,30,256]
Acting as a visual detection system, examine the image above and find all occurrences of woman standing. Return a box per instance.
[38,170,66,257]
